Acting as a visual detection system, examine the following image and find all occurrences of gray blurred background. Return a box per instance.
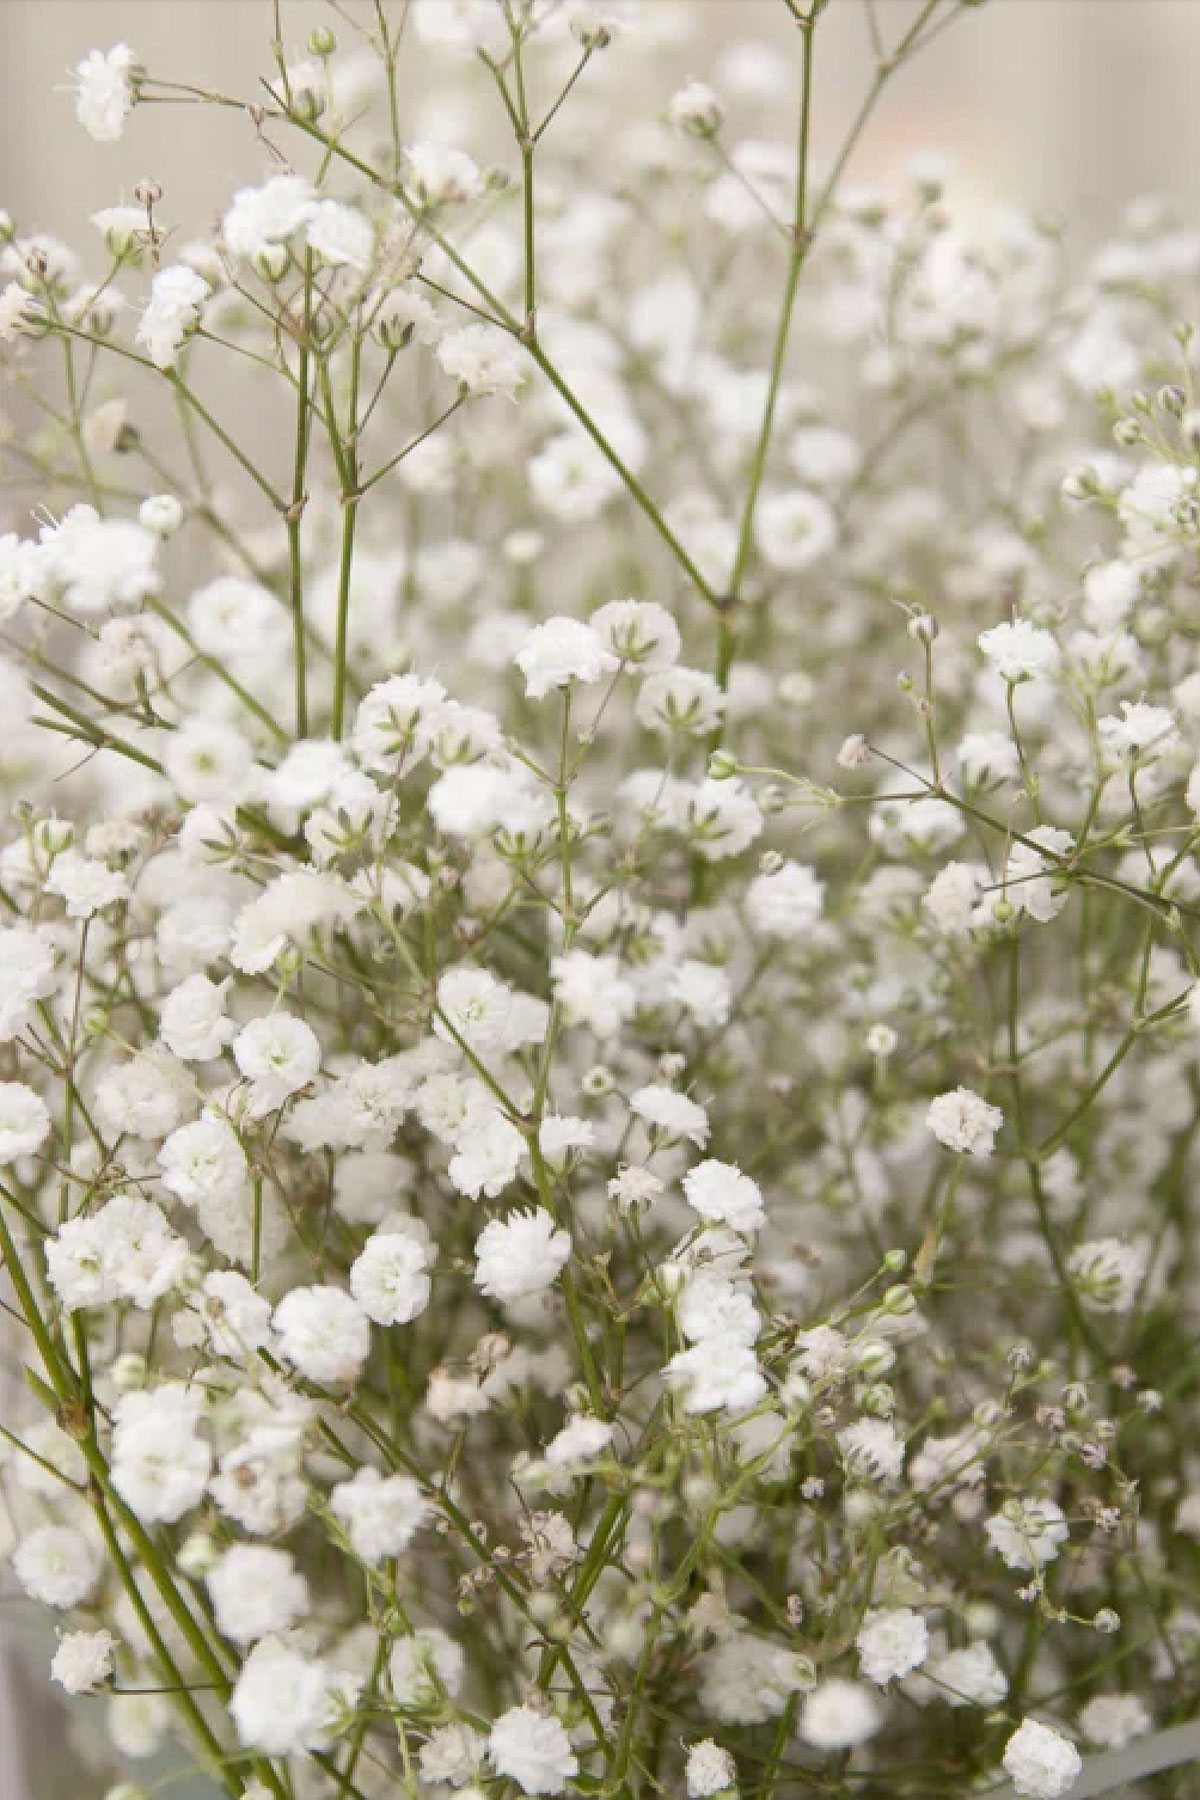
[3,0,1200,1793]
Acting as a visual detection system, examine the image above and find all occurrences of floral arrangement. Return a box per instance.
[0,4,1199,1799]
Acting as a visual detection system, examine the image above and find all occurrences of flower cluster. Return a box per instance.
[0,5,1198,1800]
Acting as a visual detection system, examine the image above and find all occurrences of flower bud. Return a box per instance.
[308,25,338,55]
[138,493,184,537]
[177,1531,219,1579]
[33,816,74,855]
[109,1352,147,1393]
[669,80,724,139]
[253,242,291,284]
[708,750,739,780]
[907,612,938,643]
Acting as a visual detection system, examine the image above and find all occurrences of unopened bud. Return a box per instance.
[252,242,291,284]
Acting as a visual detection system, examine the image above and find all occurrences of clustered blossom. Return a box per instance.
[0,7,1196,1800]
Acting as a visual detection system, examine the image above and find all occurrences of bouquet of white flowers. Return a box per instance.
[1,4,1199,1799]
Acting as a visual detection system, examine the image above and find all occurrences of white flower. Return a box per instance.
[74,44,139,142]
[1097,699,1181,766]
[629,1084,709,1146]
[1002,1719,1082,1800]
[699,1634,813,1726]
[746,860,824,937]
[222,175,317,260]
[924,862,985,935]
[798,1680,882,1751]
[178,1271,272,1359]
[855,1608,929,1686]
[474,1208,572,1303]
[159,1115,248,1205]
[1068,1237,1148,1312]
[136,265,210,368]
[637,667,725,737]
[110,1384,210,1522]
[590,598,680,669]
[544,1414,614,1471]
[350,1229,432,1325]
[686,1742,736,1797]
[538,1114,594,1169]
[978,619,1061,683]
[403,142,484,206]
[40,503,160,614]
[488,1705,579,1796]
[231,1638,330,1753]
[666,1341,766,1415]
[330,1467,427,1563]
[94,1044,194,1143]
[669,80,724,138]
[927,1088,1003,1157]
[50,1628,118,1694]
[352,672,447,773]
[925,1640,1008,1707]
[754,489,838,572]
[551,950,636,1039]
[1005,827,1073,924]
[207,1544,310,1644]
[420,1724,485,1786]
[685,778,764,861]
[46,849,129,917]
[231,870,360,975]
[448,1110,526,1200]
[436,966,544,1055]
[273,1285,371,1386]
[0,282,45,342]
[682,1160,765,1232]
[515,617,619,699]
[159,975,235,1061]
[390,1626,465,1706]
[678,1272,760,1346]
[837,1418,904,1483]
[189,576,282,660]
[985,1498,1069,1570]
[1078,1693,1151,1751]
[234,1013,322,1115]
[436,323,524,399]
[139,493,183,536]
[0,1082,50,1162]
[305,200,374,270]
[14,1526,100,1608]
[46,1194,189,1314]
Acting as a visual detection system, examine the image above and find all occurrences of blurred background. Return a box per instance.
[2,0,1200,1792]
[6,1,1200,249]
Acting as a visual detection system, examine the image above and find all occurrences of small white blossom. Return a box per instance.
[488,1706,579,1795]
[51,1629,118,1695]
[514,617,619,699]
[1002,1719,1082,1800]
[927,1088,1003,1157]
[74,44,139,141]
